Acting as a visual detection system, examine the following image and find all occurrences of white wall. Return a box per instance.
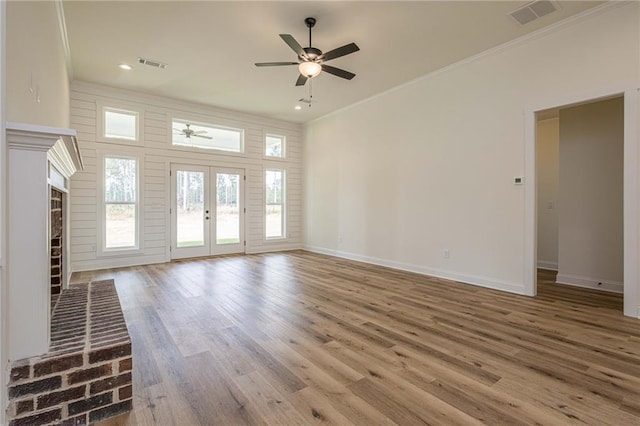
[0,0,6,422]
[304,4,639,298]
[536,117,559,270]
[70,82,303,272]
[557,97,624,292]
[6,1,70,128]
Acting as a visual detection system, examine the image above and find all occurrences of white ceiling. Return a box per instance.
[62,1,604,123]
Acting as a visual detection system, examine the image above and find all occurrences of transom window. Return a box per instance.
[265,134,285,158]
[172,119,243,153]
[103,107,138,140]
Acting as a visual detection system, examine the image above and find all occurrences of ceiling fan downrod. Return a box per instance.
[305,17,316,48]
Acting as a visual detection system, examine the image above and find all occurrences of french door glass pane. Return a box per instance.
[176,171,205,247]
[216,173,240,244]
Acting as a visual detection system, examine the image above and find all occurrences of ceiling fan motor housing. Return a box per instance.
[303,47,322,60]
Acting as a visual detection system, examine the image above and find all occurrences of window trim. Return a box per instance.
[97,152,143,256]
[264,132,286,160]
[265,168,286,240]
[96,101,144,146]
[170,117,245,155]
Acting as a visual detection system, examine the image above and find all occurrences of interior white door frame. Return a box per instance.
[524,84,639,318]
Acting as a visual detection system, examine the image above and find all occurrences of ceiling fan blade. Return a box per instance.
[192,130,208,134]
[280,34,306,58]
[295,74,308,86]
[321,64,355,80]
[321,43,359,62]
[255,62,299,67]
[193,134,213,140]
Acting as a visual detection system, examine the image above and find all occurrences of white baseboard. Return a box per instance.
[555,273,623,294]
[71,254,167,273]
[537,260,558,271]
[303,245,526,295]
[71,246,303,273]
[246,243,303,254]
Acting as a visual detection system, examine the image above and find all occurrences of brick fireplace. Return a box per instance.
[6,122,83,360]
[5,123,133,425]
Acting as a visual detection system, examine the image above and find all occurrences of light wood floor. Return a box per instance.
[71,251,640,425]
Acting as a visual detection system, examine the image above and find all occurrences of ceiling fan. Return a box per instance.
[173,123,212,140]
[255,17,360,86]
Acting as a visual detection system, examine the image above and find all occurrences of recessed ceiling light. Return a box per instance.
[294,105,302,110]
[118,64,132,71]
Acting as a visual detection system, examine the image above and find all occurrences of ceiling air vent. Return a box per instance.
[509,1,559,26]
[137,57,167,69]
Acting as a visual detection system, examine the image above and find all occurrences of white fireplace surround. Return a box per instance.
[6,122,83,361]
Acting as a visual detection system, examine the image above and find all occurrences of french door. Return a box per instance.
[170,164,245,259]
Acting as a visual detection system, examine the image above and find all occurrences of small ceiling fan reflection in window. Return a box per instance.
[173,123,213,140]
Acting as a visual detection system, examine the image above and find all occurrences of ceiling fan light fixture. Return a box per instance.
[298,61,322,78]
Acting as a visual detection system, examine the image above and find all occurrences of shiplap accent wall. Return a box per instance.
[70,81,302,272]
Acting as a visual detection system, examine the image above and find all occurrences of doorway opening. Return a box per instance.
[524,86,639,318]
[536,97,623,308]
[170,164,245,259]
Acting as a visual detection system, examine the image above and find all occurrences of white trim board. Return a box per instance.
[304,246,526,295]
[55,0,73,81]
[555,274,623,294]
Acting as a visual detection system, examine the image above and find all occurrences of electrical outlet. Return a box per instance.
[444,249,450,259]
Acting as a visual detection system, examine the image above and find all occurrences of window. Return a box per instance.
[266,169,285,239]
[103,156,138,250]
[172,119,243,153]
[103,108,138,140]
[265,134,285,158]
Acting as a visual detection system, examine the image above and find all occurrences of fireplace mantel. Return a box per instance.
[6,122,83,361]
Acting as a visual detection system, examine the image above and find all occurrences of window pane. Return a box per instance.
[216,173,240,245]
[176,171,205,248]
[105,110,136,140]
[266,205,282,238]
[265,170,282,204]
[172,121,243,152]
[266,170,284,238]
[105,158,136,202]
[106,204,136,248]
[266,135,284,157]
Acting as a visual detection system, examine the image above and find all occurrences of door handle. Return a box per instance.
[205,216,210,220]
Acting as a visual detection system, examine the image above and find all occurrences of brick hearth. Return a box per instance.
[7,280,132,425]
